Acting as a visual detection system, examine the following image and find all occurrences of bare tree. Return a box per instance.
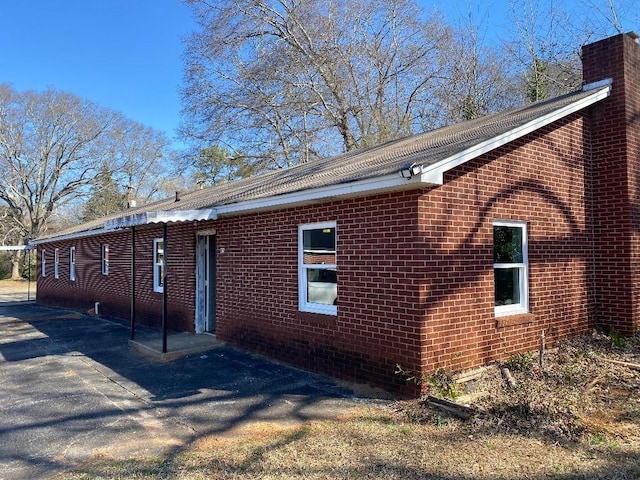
[103,114,175,207]
[0,85,116,278]
[576,0,640,38]
[429,13,521,125]
[502,0,583,103]
[0,84,175,278]
[181,0,454,173]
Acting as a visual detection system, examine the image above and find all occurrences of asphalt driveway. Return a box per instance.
[0,302,378,480]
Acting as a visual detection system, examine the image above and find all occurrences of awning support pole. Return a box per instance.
[162,222,168,354]
[130,226,136,340]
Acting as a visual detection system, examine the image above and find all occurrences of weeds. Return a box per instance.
[504,352,534,372]
[609,330,627,348]
[395,365,458,399]
[429,368,459,400]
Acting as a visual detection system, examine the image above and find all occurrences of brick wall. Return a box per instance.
[213,192,426,395]
[211,108,593,395]
[583,33,640,335]
[34,33,640,395]
[37,224,198,333]
[35,111,596,396]
[419,113,592,380]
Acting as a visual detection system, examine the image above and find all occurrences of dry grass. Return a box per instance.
[55,333,640,479]
[0,278,36,293]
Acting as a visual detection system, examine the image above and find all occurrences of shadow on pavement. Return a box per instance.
[0,303,384,479]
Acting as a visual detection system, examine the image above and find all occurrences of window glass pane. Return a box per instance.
[303,227,335,264]
[306,268,337,305]
[494,226,523,263]
[155,241,164,262]
[157,264,164,287]
[494,267,520,306]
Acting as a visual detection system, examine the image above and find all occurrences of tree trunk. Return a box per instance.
[10,249,23,280]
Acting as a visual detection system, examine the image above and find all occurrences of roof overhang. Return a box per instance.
[31,82,611,246]
[30,209,219,245]
[418,81,612,184]
[216,172,436,217]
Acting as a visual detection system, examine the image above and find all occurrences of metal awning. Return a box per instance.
[104,208,218,230]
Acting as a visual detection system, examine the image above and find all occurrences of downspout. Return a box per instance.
[162,222,168,353]
[130,226,136,340]
[27,249,31,301]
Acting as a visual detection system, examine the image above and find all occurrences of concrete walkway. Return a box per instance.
[0,303,381,480]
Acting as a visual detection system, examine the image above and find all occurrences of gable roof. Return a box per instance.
[33,81,611,244]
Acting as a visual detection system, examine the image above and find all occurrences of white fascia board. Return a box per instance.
[419,85,611,185]
[30,226,118,246]
[32,209,219,246]
[104,208,218,229]
[216,173,437,216]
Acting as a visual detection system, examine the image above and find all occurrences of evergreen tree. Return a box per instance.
[81,165,127,222]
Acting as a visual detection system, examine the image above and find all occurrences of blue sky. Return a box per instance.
[0,0,195,144]
[0,1,629,147]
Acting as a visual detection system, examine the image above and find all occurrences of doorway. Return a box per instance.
[195,233,216,334]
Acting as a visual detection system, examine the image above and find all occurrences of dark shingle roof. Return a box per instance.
[36,84,609,243]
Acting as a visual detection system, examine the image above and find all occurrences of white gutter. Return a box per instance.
[29,226,119,246]
[419,83,612,185]
[0,245,34,251]
[215,173,433,216]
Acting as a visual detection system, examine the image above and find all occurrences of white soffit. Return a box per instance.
[419,84,612,185]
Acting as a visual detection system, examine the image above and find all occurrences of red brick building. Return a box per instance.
[34,33,640,395]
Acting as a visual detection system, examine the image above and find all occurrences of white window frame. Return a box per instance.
[41,249,46,277]
[298,221,337,316]
[69,247,76,281]
[54,248,59,279]
[101,244,109,275]
[153,238,164,293]
[493,220,528,317]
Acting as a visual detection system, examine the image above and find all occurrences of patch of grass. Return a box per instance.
[58,457,170,479]
[586,432,622,453]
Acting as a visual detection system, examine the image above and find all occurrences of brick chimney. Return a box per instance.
[583,32,640,335]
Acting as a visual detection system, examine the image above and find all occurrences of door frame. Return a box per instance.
[195,230,216,334]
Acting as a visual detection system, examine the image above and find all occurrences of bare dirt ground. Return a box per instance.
[399,332,640,442]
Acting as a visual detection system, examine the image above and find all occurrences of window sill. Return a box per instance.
[495,313,535,328]
[299,303,337,317]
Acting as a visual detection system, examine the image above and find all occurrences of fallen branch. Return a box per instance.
[597,357,640,371]
[424,395,476,420]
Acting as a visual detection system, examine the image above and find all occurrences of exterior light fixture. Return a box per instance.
[400,162,421,179]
